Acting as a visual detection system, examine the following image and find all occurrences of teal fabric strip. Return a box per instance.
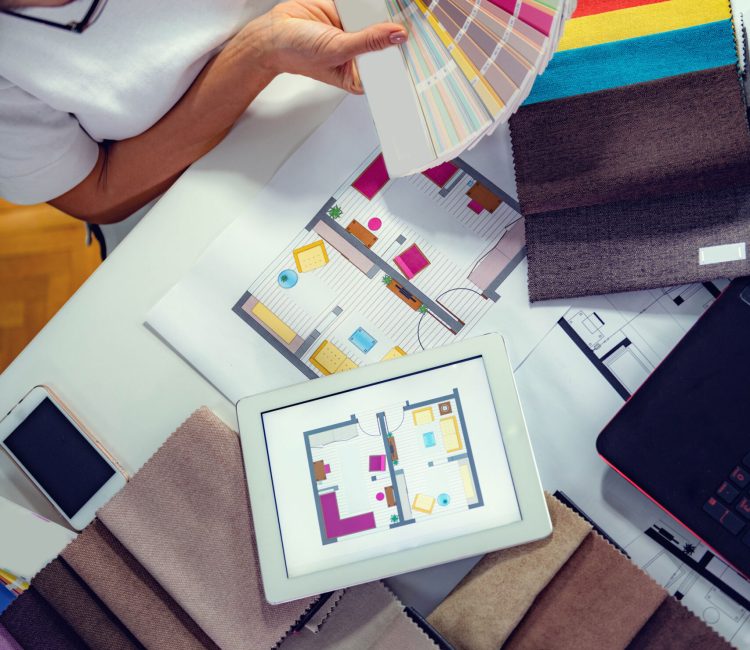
[525,19,737,105]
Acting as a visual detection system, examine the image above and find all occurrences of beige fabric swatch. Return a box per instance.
[280,582,436,649]
[304,590,345,633]
[506,532,667,649]
[98,407,315,650]
[428,493,591,650]
[61,519,216,650]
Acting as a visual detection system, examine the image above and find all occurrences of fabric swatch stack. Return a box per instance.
[0,410,434,650]
[509,0,750,301]
[428,494,733,650]
[0,409,733,649]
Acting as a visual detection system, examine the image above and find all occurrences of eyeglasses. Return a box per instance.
[1,0,107,33]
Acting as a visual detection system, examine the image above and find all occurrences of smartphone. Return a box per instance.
[0,386,127,530]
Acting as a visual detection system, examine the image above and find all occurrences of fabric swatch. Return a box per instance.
[304,590,346,633]
[557,0,729,51]
[0,588,86,650]
[0,624,21,650]
[511,66,750,217]
[573,0,668,18]
[525,20,736,105]
[427,493,592,650]
[32,558,140,650]
[98,407,315,650]
[61,519,217,650]
[525,182,750,300]
[627,597,733,649]
[278,582,436,649]
[504,533,667,649]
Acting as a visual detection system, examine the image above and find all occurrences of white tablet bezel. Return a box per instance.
[0,386,127,530]
[238,333,550,604]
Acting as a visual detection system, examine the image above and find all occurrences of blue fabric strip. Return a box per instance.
[525,20,737,105]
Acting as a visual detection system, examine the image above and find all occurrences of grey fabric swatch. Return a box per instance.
[510,65,750,216]
[279,582,436,649]
[525,183,750,301]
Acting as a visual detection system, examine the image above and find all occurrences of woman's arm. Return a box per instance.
[51,0,406,224]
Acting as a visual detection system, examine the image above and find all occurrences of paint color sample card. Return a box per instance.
[336,0,577,176]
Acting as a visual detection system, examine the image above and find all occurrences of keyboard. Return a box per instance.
[703,452,750,546]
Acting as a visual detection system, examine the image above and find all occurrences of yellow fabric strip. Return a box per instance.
[558,0,731,51]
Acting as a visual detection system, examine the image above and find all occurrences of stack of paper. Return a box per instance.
[336,0,576,176]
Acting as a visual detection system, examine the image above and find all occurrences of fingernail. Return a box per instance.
[390,31,407,44]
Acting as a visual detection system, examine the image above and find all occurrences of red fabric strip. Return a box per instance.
[573,0,668,18]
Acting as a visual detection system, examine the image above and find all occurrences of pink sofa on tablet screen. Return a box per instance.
[320,491,376,538]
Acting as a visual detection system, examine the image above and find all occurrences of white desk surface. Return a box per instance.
[0,75,346,522]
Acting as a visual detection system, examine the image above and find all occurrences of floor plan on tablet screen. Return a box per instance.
[305,389,481,545]
[232,150,522,379]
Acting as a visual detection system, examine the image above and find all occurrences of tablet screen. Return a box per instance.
[261,356,521,578]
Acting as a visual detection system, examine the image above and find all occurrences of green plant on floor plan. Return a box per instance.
[327,204,343,220]
[382,274,392,286]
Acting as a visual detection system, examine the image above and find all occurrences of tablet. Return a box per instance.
[238,333,550,603]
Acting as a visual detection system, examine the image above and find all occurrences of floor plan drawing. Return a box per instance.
[232,150,524,379]
[303,388,482,545]
[556,281,727,399]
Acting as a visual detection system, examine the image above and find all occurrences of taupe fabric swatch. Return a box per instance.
[279,581,436,649]
[61,519,216,650]
[627,597,733,650]
[427,493,591,650]
[304,590,345,633]
[98,407,315,650]
[33,558,141,650]
[505,532,667,649]
[511,66,750,216]
[524,183,750,300]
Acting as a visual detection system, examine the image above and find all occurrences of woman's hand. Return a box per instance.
[249,0,407,94]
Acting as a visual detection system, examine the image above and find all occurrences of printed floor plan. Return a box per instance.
[233,150,524,379]
[303,389,482,544]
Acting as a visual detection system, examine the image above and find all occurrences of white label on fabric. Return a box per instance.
[699,242,747,265]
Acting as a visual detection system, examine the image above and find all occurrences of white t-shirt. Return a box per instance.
[0,0,277,204]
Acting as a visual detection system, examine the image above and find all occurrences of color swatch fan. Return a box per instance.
[336,0,576,176]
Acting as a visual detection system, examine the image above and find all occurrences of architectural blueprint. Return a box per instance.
[306,390,481,545]
[148,95,750,646]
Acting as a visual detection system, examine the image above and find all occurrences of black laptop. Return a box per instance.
[597,277,750,578]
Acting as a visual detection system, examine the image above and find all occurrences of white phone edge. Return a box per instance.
[0,385,127,531]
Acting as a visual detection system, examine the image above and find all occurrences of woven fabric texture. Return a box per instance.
[627,597,733,649]
[98,407,315,650]
[525,20,736,105]
[511,66,750,217]
[558,0,729,51]
[0,588,85,650]
[279,581,436,649]
[0,624,21,650]
[61,519,217,650]
[33,558,140,650]
[525,183,750,300]
[427,493,591,650]
[505,533,667,649]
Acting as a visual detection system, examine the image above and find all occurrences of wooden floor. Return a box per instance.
[0,199,101,372]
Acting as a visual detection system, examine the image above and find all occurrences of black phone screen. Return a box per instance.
[4,398,115,517]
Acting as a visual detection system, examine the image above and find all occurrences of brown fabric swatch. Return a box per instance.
[427,493,591,650]
[510,65,750,216]
[61,519,216,650]
[505,532,667,650]
[279,581,436,649]
[0,588,86,650]
[98,407,315,650]
[524,182,750,300]
[627,597,733,650]
[33,558,141,650]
